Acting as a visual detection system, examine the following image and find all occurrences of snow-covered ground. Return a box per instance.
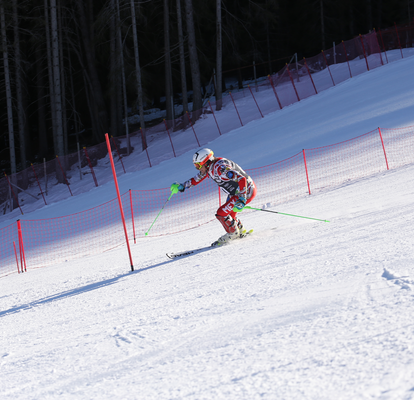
[1,50,414,399]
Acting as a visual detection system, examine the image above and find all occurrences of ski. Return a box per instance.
[166,246,214,259]
[166,229,253,259]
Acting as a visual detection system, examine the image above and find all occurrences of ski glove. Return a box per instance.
[170,182,185,194]
[233,196,246,212]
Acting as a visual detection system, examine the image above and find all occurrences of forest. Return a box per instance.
[0,0,413,175]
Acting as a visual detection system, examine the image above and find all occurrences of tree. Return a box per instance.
[74,0,109,142]
[164,0,174,124]
[50,0,64,157]
[12,0,27,169]
[0,0,17,175]
[130,0,146,149]
[184,0,202,121]
[176,0,188,114]
[116,0,131,153]
[216,0,222,111]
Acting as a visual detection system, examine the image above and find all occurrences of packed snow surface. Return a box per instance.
[1,51,414,399]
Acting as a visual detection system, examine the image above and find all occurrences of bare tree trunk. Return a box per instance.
[12,0,27,170]
[216,0,222,111]
[1,0,17,176]
[50,0,64,157]
[130,0,147,149]
[176,0,188,114]
[34,38,48,158]
[320,0,325,50]
[116,0,130,154]
[366,0,372,31]
[75,0,109,142]
[164,0,174,125]
[110,0,118,137]
[58,0,68,155]
[44,0,58,153]
[184,0,202,122]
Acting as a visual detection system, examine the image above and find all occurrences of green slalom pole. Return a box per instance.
[243,206,330,222]
[145,189,176,236]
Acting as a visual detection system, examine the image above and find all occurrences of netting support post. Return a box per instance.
[378,127,389,170]
[56,156,73,196]
[105,133,134,272]
[186,111,201,147]
[229,92,243,126]
[3,172,23,215]
[321,50,335,86]
[31,164,47,205]
[83,147,99,187]
[373,29,384,66]
[248,85,264,118]
[359,34,370,71]
[208,101,222,136]
[268,75,282,109]
[111,136,126,173]
[44,158,48,194]
[286,64,300,102]
[394,23,404,58]
[303,58,318,94]
[303,149,311,195]
[163,119,177,157]
[342,41,353,77]
[140,127,152,167]
[77,142,83,180]
[129,189,136,244]
[378,29,389,63]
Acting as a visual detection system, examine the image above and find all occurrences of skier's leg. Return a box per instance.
[216,195,239,233]
[215,183,256,239]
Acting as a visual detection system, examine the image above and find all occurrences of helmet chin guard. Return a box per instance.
[193,148,214,169]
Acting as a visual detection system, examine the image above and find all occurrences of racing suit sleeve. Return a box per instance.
[183,170,208,190]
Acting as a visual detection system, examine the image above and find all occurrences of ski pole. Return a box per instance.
[145,190,176,236]
[243,206,330,222]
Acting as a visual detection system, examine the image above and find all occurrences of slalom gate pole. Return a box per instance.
[243,206,330,222]
[145,191,175,236]
[105,133,134,272]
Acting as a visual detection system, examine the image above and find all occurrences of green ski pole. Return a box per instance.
[145,187,177,236]
[243,206,330,222]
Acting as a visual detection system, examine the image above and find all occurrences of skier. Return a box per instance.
[171,148,257,245]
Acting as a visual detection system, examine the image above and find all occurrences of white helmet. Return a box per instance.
[193,148,214,169]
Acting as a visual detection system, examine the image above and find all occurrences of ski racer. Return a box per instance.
[171,148,257,245]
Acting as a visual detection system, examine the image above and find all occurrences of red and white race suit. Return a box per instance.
[183,157,257,231]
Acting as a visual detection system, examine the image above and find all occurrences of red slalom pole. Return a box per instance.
[105,133,134,272]
[17,219,27,272]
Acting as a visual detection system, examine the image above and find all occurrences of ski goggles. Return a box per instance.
[194,162,204,170]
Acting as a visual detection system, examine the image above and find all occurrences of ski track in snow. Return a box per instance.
[2,163,414,399]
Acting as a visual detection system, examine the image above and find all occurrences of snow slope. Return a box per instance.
[1,51,414,399]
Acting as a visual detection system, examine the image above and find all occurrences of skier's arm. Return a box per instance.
[235,175,247,198]
[182,173,208,190]
[171,171,208,193]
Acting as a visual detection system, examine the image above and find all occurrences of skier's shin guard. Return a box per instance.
[216,214,238,234]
